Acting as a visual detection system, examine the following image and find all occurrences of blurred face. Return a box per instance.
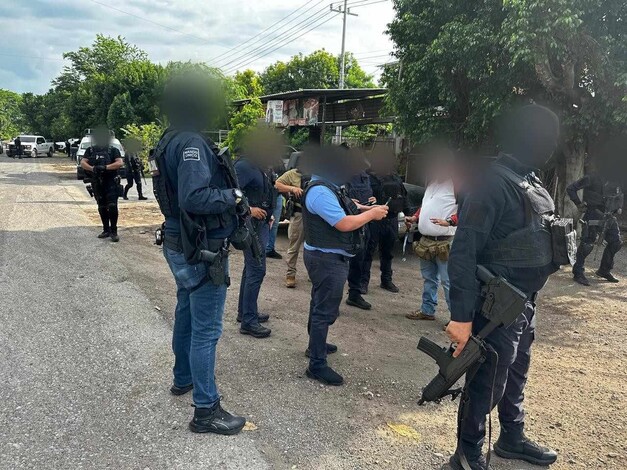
[92,126,110,148]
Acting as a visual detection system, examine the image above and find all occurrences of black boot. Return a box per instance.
[97,230,110,239]
[306,365,344,386]
[170,383,193,396]
[240,323,271,338]
[380,280,399,293]
[123,186,130,200]
[346,294,371,310]
[110,231,120,242]
[573,272,591,286]
[449,452,491,470]
[189,401,246,435]
[493,432,558,466]
[596,270,619,283]
[137,184,148,200]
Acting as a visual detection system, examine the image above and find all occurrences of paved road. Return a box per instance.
[0,157,268,469]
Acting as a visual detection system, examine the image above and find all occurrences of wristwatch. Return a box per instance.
[445,216,456,227]
[233,188,243,204]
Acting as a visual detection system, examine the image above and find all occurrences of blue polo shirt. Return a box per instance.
[304,175,354,257]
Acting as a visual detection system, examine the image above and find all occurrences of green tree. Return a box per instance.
[233,69,263,98]
[107,92,137,133]
[122,122,165,165]
[224,98,264,153]
[260,50,374,94]
[385,0,627,214]
[0,89,24,139]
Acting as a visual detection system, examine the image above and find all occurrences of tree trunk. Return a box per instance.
[556,141,586,218]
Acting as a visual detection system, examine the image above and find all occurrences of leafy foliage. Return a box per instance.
[260,50,375,94]
[385,0,627,213]
[0,89,24,139]
[224,98,264,154]
[122,122,165,165]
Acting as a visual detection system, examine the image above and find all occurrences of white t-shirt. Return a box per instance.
[418,179,458,237]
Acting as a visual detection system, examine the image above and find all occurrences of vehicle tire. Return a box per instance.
[32,149,38,158]
[48,147,53,157]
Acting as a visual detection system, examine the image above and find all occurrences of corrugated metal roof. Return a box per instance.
[232,88,387,106]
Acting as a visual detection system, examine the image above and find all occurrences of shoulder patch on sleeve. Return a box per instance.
[183,147,200,161]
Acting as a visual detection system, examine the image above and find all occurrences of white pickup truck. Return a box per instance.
[5,135,54,158]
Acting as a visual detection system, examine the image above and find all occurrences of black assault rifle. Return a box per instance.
[417,265,527,405]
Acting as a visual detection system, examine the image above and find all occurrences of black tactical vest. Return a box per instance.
[582,174,606,209]
[302,181,364,255]
[479,164,557,271]
[88,146,117,182]
[235,158,275,212]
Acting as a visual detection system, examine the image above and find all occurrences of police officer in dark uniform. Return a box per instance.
[80,126,124,242]
[446,105,561,470]
[363,161,408,293]
[302,145,388,385]
[234,150,275,339]
[123,152,148,200]
[345,159,377,310]
[150,72,246,435]
[567,169,623,285]
[14,136,22,159]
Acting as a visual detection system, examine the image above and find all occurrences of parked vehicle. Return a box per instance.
[4,135,54,158]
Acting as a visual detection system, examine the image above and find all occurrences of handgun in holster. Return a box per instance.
[417,265,527,405]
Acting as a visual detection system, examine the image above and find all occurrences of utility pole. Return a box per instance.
[330,0,357,144]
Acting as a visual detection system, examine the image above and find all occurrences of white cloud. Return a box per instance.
[0,0,395,94]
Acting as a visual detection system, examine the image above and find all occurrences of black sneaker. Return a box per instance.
[493,433,558,466]
[306,366,344,386]
[346,295,372,310]
[266,250,283,259]
[596,270,619,283]
[97,231,110,239]
[240,323,271,338]
[188,401,246,435]
[237,313,269,323]
[573,273,591,286]
[110,232,120,242]
[449,452,491,470]
[170,383,193,396]
[380,281,399,293]
[305,343,338,357]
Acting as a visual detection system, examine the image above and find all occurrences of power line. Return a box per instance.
[88,0,210,43]
[220,7,335,71]
[208,0,322,64]
[216,5,333,69]
[224,13,341,74]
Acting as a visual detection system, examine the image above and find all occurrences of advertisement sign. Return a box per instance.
[265,100,283,125]
[282,98,319,126]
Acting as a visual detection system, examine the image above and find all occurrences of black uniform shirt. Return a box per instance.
[448,154,554,323]
[83,146,122,183]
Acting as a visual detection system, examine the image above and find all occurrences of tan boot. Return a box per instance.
[285,275,296,288]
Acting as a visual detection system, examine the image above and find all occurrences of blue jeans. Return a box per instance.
[238,221,270,328]
[266,195,283,252]
[419,257,451,316]
[164,246,227,409]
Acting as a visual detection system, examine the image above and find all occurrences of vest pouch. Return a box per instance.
[413,238,432,260]
[230,224,253,251]
[284,196,295,220]
[436,241,451,261]
[551,217,577,266]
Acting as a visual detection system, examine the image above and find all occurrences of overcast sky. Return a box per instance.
[0,0,395,94]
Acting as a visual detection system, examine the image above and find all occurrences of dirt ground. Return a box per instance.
[56,159,627,468]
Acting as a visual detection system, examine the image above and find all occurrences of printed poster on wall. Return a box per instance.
[265,100,284,125]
